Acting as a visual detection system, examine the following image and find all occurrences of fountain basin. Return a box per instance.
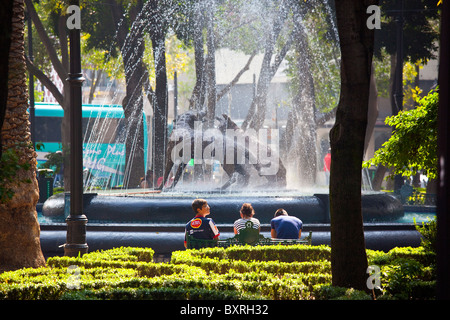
[39,223,421,257]
[41,191,404,224]
[38,191,415,257]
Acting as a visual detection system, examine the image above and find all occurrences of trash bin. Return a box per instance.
[38,169,54,203]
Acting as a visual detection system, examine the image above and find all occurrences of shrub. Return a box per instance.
[177,244,331,263]
[380,257,435,299]
[60,287,260,300]
[414,217,437,254]
[47,247,155,268]
[171,252,330,275]
[314,285,372,300]
[387,246,436,266]
[136,263,206,277]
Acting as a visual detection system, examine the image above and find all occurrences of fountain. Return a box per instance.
[38,0,423,257]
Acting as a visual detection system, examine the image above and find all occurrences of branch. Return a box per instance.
[216,51,257,103]
[25,0,67,81]
[88,69,103,104]
[142,65,156,108]
[58,15,69,73]
[315,108,337,126]
[25,55,63,105]
[269,31,294,78]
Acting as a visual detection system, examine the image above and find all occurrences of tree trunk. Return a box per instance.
[189,0,206,111]
[0,0,14,153]
[148,0,169,183]
[372,164,387,191]
[25,0,71,190]
[88,69,103,104]
[205,0,216,124]
[364,63,379,155]
[0,0,45,272]
[329,0,376,290]
[436,0,450,298]
[242,2,289,131]
[287,4,317,186]
[109,0,146,188]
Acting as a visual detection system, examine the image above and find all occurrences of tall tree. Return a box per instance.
[436,0,449,299]
[0,0,46,272]
[329,0,377,290]
[284,0,321,186]
[86,0,169,187]
[146,0,169,184]
[25,0,72,189]
[107,0,147,188]
[241,0,291,131]
[175,0,258,117]
[371,0,439,190]
[375,0,439,117]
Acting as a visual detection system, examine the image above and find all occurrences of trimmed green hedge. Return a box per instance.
[0,267,327,300]
[47,246,155,267]
[0,244,436,300]
[0,245,333,300]
[61,287,258,300]
[171,253,331,275]
[179,244,332,262]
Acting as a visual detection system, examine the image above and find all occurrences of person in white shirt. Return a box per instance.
[233,203,260,234]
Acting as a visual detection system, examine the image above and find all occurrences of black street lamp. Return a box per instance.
[64,0,88,257]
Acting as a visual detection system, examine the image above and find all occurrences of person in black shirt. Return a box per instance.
[184,199,220,248]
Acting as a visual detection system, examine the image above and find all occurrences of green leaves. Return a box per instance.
[0,145,33,203]
[364,88,438,179]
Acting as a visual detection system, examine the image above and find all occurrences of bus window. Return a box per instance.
[83,117,126,144]
[35,117,62,143]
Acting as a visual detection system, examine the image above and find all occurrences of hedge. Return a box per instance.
[171,254,331,275]
[177,244,332,262]
[0,269,329,300]
[47,246,155,267]
[0,244,436,300]
[61,287,259,300]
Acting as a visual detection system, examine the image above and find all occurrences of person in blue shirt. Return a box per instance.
[270,208,303,239]
[184,199,220,248]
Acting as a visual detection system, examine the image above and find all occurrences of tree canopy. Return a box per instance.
[364,88,438,179]
[374,0,440,63]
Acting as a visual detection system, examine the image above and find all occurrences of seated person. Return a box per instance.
[140,170,153,188]
[233,203,261,234]
[270,208,303,239]
[184,199,220,248]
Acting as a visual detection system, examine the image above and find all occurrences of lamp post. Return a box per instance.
[64,0,88,257]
